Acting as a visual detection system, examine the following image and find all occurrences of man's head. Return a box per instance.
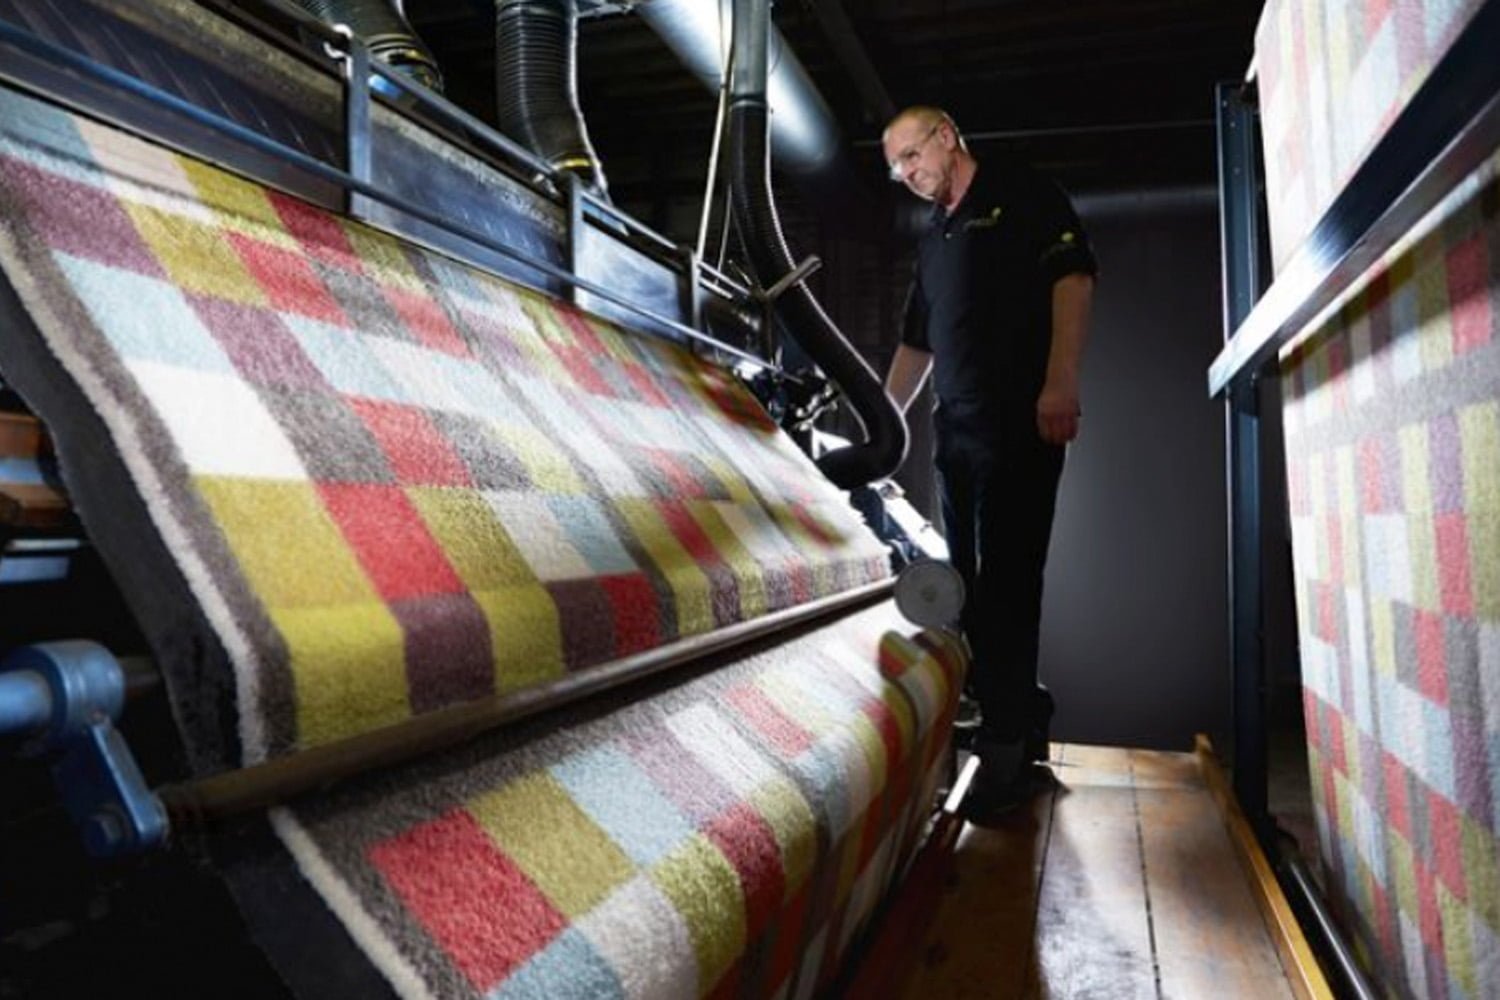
[882,106,970,205]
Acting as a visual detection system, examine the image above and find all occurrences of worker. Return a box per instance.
[882,106,1097,814]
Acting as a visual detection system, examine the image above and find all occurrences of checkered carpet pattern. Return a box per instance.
[0,87,889,768]
[275,601,964,1000]
[1255,0,1487,271]
[1282,150,1500,999]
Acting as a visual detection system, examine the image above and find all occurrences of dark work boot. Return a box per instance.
[1027,685,1056,763]
[953,690,983,751]
[963,735,1041,820]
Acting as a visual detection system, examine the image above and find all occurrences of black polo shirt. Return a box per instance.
[901,159,1097,433]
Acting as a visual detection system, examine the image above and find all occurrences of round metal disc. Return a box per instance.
[893,558,965,627]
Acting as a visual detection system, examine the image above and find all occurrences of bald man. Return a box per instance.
[883,106,1096,815]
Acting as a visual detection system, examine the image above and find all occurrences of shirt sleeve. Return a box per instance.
[1029,172,1099,286]
[900,267,930,351]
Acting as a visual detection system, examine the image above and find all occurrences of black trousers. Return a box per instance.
[936,413,1065,742]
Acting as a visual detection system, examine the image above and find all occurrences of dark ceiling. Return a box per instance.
[412,0,1261,236]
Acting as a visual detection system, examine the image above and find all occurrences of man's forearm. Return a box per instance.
[1046,273,1094,390]
[1035,273,1094,444]
[885,343,934,413]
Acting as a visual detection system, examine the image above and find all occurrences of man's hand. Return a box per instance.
[885,343,934,414]
[1039,273,1093,445]
[1036,379,1080,444]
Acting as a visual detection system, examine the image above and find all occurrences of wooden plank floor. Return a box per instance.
[898,744,1296,1000]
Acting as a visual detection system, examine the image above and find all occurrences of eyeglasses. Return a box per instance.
[887,123,942,182]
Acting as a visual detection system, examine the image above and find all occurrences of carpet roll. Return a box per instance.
[254,601,963,999]
[0,86,889,773]
[1254,0,1487,270]
[1280,148,1500,1000]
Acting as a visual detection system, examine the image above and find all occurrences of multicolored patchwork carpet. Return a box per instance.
[266,601,963,999]
[1255,0,1487,269]
[0,78,960,998]
[1281,149,1500,999]
[0,86,888,774]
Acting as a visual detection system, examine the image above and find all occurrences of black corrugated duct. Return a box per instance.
[285,0,443,91]
[726,0,906,489]
[494,0,608,198]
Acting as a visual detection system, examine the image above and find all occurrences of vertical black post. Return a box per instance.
[1216,81,1270,835]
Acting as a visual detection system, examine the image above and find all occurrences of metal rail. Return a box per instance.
[215,0,694,265]
[1279,849,1380,1000]
[1208,0,1500,397]
[157,579,895,823]
[0,13,774,371]
[249,0,758,311]
[6,581,893,841]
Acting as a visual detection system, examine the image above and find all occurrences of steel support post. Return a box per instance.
[1215,81,1269,835]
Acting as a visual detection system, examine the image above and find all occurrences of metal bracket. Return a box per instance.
[742,255,822,376]
[323,24,372,221]
[0,641,168,857]
[763,255,822,303]
[679,247,705,332]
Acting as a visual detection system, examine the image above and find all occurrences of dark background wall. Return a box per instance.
[1036,187,1230,751]
[406,6,1265,755]
[742,181,1238,753]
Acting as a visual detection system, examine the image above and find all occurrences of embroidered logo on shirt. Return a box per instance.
[1041,231,1083,262]
[962,206,1004,231]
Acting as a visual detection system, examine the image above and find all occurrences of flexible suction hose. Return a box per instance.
[727,0,906,489]
[495,0,608,198]
[287,0,443,91]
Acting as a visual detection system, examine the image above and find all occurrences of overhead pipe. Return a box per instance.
[494,0,609,198]
[635,0,841,178]
[638,0,883,241]
[284,0,443,91]
[726,0,906,489]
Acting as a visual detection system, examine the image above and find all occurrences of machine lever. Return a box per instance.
[763,255,822,302]
[0,642,168,856]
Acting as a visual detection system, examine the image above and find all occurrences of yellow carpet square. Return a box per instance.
[649,834,746,993]
[472,585,565,692]
[272,601,408,748]
[125,202,267,305]
[408,487,537,589]
[470,772,634,918]
[196,477,378,608]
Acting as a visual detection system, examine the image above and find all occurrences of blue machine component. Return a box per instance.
[0,641,167,857]
[849,480,964,629]
[0,663,51,733]
[849,478,949,571]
